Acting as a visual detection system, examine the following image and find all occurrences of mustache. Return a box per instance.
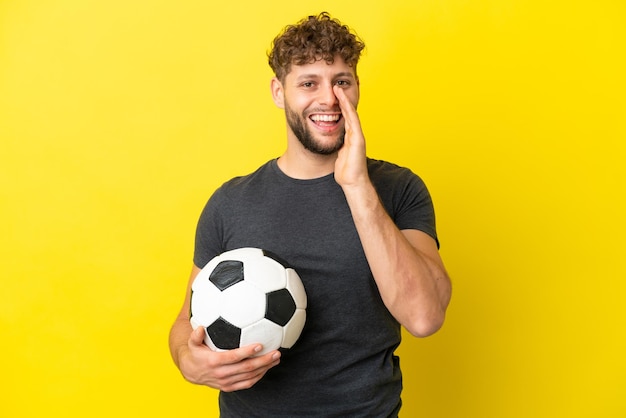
[305,107,342,116]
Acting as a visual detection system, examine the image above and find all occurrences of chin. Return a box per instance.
[305,137,344,155]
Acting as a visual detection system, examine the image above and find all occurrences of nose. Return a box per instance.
[318,83,338,107]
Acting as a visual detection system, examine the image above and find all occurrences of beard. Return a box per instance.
[285,103,345,155]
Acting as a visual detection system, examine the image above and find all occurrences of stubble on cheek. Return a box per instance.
[285,107,345,155]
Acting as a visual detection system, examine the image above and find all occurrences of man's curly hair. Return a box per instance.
[268,12,366,81]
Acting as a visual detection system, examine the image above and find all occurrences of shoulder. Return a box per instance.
[366,157,433,216]
[366,158,437,243]
[214,160,277,196]
[198,160,277,215]
[221,160,275,187]
[366,158,427,190]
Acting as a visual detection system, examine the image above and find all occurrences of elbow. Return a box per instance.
[403,295,450,337]
[406,278,452,337]
[405,311,446,338]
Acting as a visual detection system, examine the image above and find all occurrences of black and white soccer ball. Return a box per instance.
[190,247,307,356]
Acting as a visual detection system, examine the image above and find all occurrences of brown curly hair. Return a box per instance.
[268,12,366,81]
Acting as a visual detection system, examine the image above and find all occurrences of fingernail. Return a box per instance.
[272,352,281,360]
[254,345,263,352]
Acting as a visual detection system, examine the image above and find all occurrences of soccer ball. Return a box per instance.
[190,247,307,356]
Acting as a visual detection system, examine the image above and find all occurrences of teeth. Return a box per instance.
[310,114,340,122]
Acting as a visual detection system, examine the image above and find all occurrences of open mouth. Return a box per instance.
[309,113,342,127]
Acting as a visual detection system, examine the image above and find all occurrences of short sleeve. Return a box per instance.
[193,188,227,268]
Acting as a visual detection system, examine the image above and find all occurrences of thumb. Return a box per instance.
[190,325,206,346]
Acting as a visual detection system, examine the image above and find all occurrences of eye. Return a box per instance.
[301,81,315,88]
[335,80,351,87]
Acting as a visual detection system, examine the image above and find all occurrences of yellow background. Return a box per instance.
[1,0,624,417]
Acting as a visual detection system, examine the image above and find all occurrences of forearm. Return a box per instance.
[342,181,451,337]
[169,265,202,369]
[169,313,193,369]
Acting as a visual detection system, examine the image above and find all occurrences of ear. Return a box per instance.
[270,77,285,109]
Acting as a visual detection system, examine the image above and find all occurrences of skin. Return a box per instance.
[169,55,451,391]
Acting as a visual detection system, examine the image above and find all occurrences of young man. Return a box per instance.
[169,12,451,417]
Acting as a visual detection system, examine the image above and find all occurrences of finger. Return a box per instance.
[222,364,280,392]
[189,325,206,346]
[220,367,270,392]
[334,86,360,121]
[333,86,354,117]
[333,86,361,137]
[221,344,266,365]
[229,350,281,377]
[219,352,281,392]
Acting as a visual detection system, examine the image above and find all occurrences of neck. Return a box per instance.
[277,147,337,180]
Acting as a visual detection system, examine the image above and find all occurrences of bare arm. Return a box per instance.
[168,265,282,391]
[343,186,451,337]
[333,85,452,337]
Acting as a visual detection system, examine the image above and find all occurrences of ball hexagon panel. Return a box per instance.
[220,282,266,328]
[240,319,283,352]
[286,268,307,309]
[282,309,306,349]
[242,256,287,293]
[189,281,222,328]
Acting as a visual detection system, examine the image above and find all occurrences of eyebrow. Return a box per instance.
[295,72,356,82]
